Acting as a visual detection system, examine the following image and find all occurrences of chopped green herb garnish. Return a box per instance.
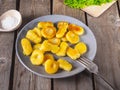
[64,0,113,9]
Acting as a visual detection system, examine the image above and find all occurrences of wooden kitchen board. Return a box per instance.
[82,0,116,17]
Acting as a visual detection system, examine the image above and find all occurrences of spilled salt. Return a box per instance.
[1,16,18,30]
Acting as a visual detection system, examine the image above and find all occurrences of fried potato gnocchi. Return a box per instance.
[67,47,80,60]
[57,59,72,71]
[75,42,87,55]
[66,31,79,44]
[21,21,87,74]
[56,21,68,38]
[43,53,54,65]
[33,44,41,50]
[41,26,56,39]
[44,53,54,61]
[56,28,67,38]
[44,59,59,74]
[40,40,52,51]
[57,21,68,28]
[51,45,60,54]
[48,38,61,46]
[68,24,84,35]
[37,21,54,29]
[33,27,42,37]
[56,42,68,56]
[40,40,60,53]
[26,30,41,43]
[21,38,33,56]
[30,49,44,65]
[61,37,67,42]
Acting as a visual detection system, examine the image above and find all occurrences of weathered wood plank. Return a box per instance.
[53,0,93,90]
[13,0,51,90]
[87,2,120,90]
[0,0,16,90]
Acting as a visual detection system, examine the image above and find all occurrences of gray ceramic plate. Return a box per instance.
[16,15,97,78]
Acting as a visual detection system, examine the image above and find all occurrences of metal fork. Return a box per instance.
[77,57,116,90]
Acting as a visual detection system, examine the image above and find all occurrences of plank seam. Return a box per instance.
[51,79,54,90]
[8,0,20,90]
[85,13,96,90]
[50,0,53,14]
[85,12,88,26]
[8,30,17,90]
[51,0,53,90]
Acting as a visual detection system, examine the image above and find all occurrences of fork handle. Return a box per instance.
[94,72,116,90]
[77,58,116,90]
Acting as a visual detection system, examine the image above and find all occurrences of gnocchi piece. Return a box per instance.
[75,42,87,55]
[33,43,45,53]
[33,27,42,37]
[37,21,54,29]
[21,38,33,56]
[57,21,68,29]
[66,31,79,44]
[48,38,61,46]
[33,44,41,50]
[51,45,60,54]
[26,30,41,43]
[57,59,72,71]
[41,40,60,53]
[68,24,84,35]
[67,47,80,60]
[56,28,67,38]
[30,49,44,65]
[41,26,56,39]
[40,40,52,51]
[44,59,59,74]
[44,53,54,61]
[43,53,54,65]
[61,36,67,42]
[56,42,68,56]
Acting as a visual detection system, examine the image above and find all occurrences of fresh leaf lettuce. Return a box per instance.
[64,0,113,9]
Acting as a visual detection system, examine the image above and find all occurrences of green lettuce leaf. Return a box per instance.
[64,0,113,9]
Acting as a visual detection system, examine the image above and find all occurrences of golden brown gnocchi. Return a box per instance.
[26,30,41,43]
[43,53,54,65]
[75,42,87,55]
[48,38,61,46]
[68,24,84,35]
[67,47,80,60]
[37,21,54,29]
[21,38,33,56]
[66,31,79,44]
[57,59,72,71]
[57,21,68,29]
[44,59,59,74]
[33,44,41,50]
[21,21,87,74]
[56,28,67,38]
[56,42,68,56]
[41,26,56,39]
[30,49,44,65]
[33,27,42,37]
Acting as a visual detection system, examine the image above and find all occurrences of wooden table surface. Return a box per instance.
[0,0,120,90]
